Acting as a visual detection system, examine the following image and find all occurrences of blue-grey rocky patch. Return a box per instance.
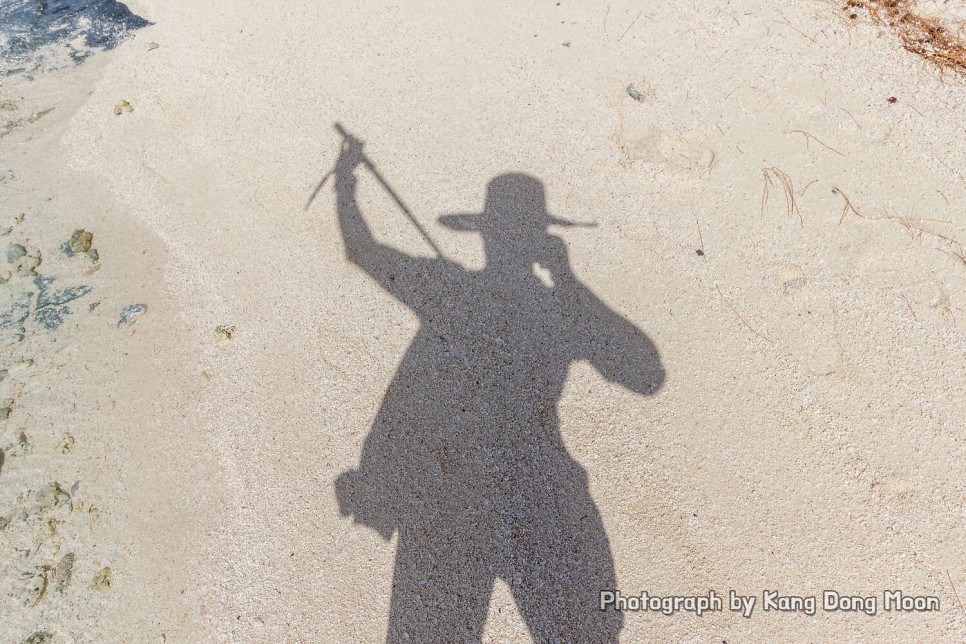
[0,105,53,137]
[0,291,33,332]
[1,0,150,75]
[117,302,145,329]
[34,274,91,309]
[31,274,91,330]
[34,304,71,330]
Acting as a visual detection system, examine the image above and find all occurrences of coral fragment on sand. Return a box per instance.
[69,229,93,254]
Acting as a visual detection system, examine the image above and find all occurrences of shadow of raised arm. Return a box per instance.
[334,137,453,312]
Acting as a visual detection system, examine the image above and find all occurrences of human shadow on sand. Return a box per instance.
[332,130,665,642]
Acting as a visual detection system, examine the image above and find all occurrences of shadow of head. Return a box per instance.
[439,173,593,264]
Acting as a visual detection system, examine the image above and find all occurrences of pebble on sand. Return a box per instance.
[7,243,26,262]
[113,100,133,115]
[25,568,50,606]
[215,324,236,341]
[58,433,75,453]
[28,482,71,516]
[7,243,41,275]
[55,552,75,593]
[90,567,112,590]
[8,430,30,456]
[626,83,651,102]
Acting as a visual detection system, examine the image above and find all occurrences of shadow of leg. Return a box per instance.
[387,522,493,643]
[508,484,623,643]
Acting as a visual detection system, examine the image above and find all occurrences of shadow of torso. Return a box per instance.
[378,261,592,524]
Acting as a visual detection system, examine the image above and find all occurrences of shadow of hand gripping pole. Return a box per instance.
[327,125,665,643]
[307,124,443,260]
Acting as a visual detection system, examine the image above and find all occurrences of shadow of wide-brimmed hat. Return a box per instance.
[439,173,596,232]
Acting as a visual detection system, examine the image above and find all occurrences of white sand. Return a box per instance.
[1,0,964,641]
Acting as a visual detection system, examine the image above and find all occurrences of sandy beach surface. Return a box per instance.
[2,0,964,641]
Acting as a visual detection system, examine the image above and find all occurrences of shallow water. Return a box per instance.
[0,0,149,74]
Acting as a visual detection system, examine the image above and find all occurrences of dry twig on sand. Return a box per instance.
[774,16,818,43]
[843,1,966,75]
[900,293,917,320]
[900,221,966,266]
[788,129,846,156]
[762,167,803,226]
[618,10,643,41]
[937,247,966,267]
[716,285,773,344]
[832,186,868,224]
[833,187,966,267]
[949,570,965,612]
